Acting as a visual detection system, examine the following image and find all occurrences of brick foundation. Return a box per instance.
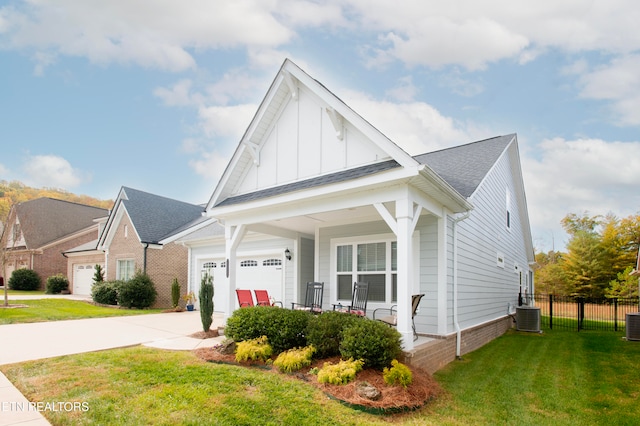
[402,316,514,374]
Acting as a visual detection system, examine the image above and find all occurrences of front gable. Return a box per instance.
[236,82,392,196]
[208,59,419,210]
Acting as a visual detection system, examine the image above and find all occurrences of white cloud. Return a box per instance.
[189,150,231,182]
[385,76,418,102]
[0,163,8,176]
[341,89,479,154]
[0,0,294,73]
[522,137,640,251]
[22,155,88,189]
[348,1,640,69]
[198,104,256,140]
[380,17,529,71]
[577,54,640,125]
[153,79,203,107]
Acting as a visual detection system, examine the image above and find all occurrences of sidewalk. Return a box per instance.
[0,303,225,425]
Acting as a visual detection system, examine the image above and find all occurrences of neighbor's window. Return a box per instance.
[117,259,135,281]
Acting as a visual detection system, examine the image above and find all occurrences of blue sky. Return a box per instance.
[1,1,639,253]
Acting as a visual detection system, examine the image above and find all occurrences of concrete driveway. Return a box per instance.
[0,304,225,425]
[0,311,225,365]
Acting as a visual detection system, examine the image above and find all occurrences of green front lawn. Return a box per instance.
[0,299,163,324]
[2,328,640,425]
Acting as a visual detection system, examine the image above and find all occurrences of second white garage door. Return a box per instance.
[73,264,102,296]
[200,255,284,312]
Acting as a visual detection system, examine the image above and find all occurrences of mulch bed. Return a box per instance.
[194,346,441,414]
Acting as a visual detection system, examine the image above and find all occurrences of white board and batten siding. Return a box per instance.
[454,148,530,329]
[236,85,390,196]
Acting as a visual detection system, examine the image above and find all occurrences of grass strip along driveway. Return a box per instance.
[2,328,640,425]
[0,299,163,324]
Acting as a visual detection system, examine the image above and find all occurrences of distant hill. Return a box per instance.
[0,180,113,222]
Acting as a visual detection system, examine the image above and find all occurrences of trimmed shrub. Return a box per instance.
[306,311,366,358]
[8,269,40,291]
[273,345,315,373]
[45,274,69,294]
[340,318,402,370]
[117,272,157,309]
[225,306,310,353]
[92,281,121,305]
[199,274,214,331]
[171,278,180,309]
[235,336,273,363]
[383,360,413,387]
[317,358,364,385]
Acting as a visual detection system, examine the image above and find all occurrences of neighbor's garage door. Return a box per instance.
[73,264,100,296]
[201,255,283,311]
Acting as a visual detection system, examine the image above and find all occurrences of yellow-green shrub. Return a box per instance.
[273,345,316,373]
[235,336,273,363]
[317,358,363,385]
[383,359,413,388]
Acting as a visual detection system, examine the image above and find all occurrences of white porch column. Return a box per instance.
[396,197,415,350]
[224,224,246,321]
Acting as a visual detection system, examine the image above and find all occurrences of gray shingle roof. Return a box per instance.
[120,187,205,243]
[214,135,514,207]
[15,198,108,249]
[414,134,514,197]
[216,160,401,207]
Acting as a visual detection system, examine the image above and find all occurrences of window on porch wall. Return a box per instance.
[336,241,397,303]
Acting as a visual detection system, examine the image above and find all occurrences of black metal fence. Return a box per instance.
[521,294,640,332]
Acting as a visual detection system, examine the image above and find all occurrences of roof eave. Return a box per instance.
[415,166,473,213]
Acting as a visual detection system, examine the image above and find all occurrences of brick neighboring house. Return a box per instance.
[1,198,108,290]
[97,187,207,308]
[63,229,107,297]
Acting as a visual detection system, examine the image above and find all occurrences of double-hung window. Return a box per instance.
[334,237,398,303]
[117,259,135,281]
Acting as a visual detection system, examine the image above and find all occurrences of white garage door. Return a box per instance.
[199,255,283,312]
[73,264,100,296]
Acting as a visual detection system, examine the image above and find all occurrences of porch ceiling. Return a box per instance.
[261,203,428,236]
[262,205,378,235]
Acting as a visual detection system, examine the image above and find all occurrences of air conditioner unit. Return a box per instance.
[516,307,541,332]
[626,313,640,341]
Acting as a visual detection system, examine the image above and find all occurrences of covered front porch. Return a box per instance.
[212,182,466,351]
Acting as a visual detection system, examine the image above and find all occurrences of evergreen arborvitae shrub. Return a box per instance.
[45,274,69,294]
[8,269,41,291]
[171,278,181,309]
[340,318,403,370]
[199,273,214,331]
[225,306,310,353]
[93,265,104,284]
[306,311,366,358]
[91,281,121,305]
[117,272,157,309]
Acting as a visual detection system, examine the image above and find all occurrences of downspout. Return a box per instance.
[143,243,149,274]
[453,211,471,360]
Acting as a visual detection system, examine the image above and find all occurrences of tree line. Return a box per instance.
[535,212,640,298]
